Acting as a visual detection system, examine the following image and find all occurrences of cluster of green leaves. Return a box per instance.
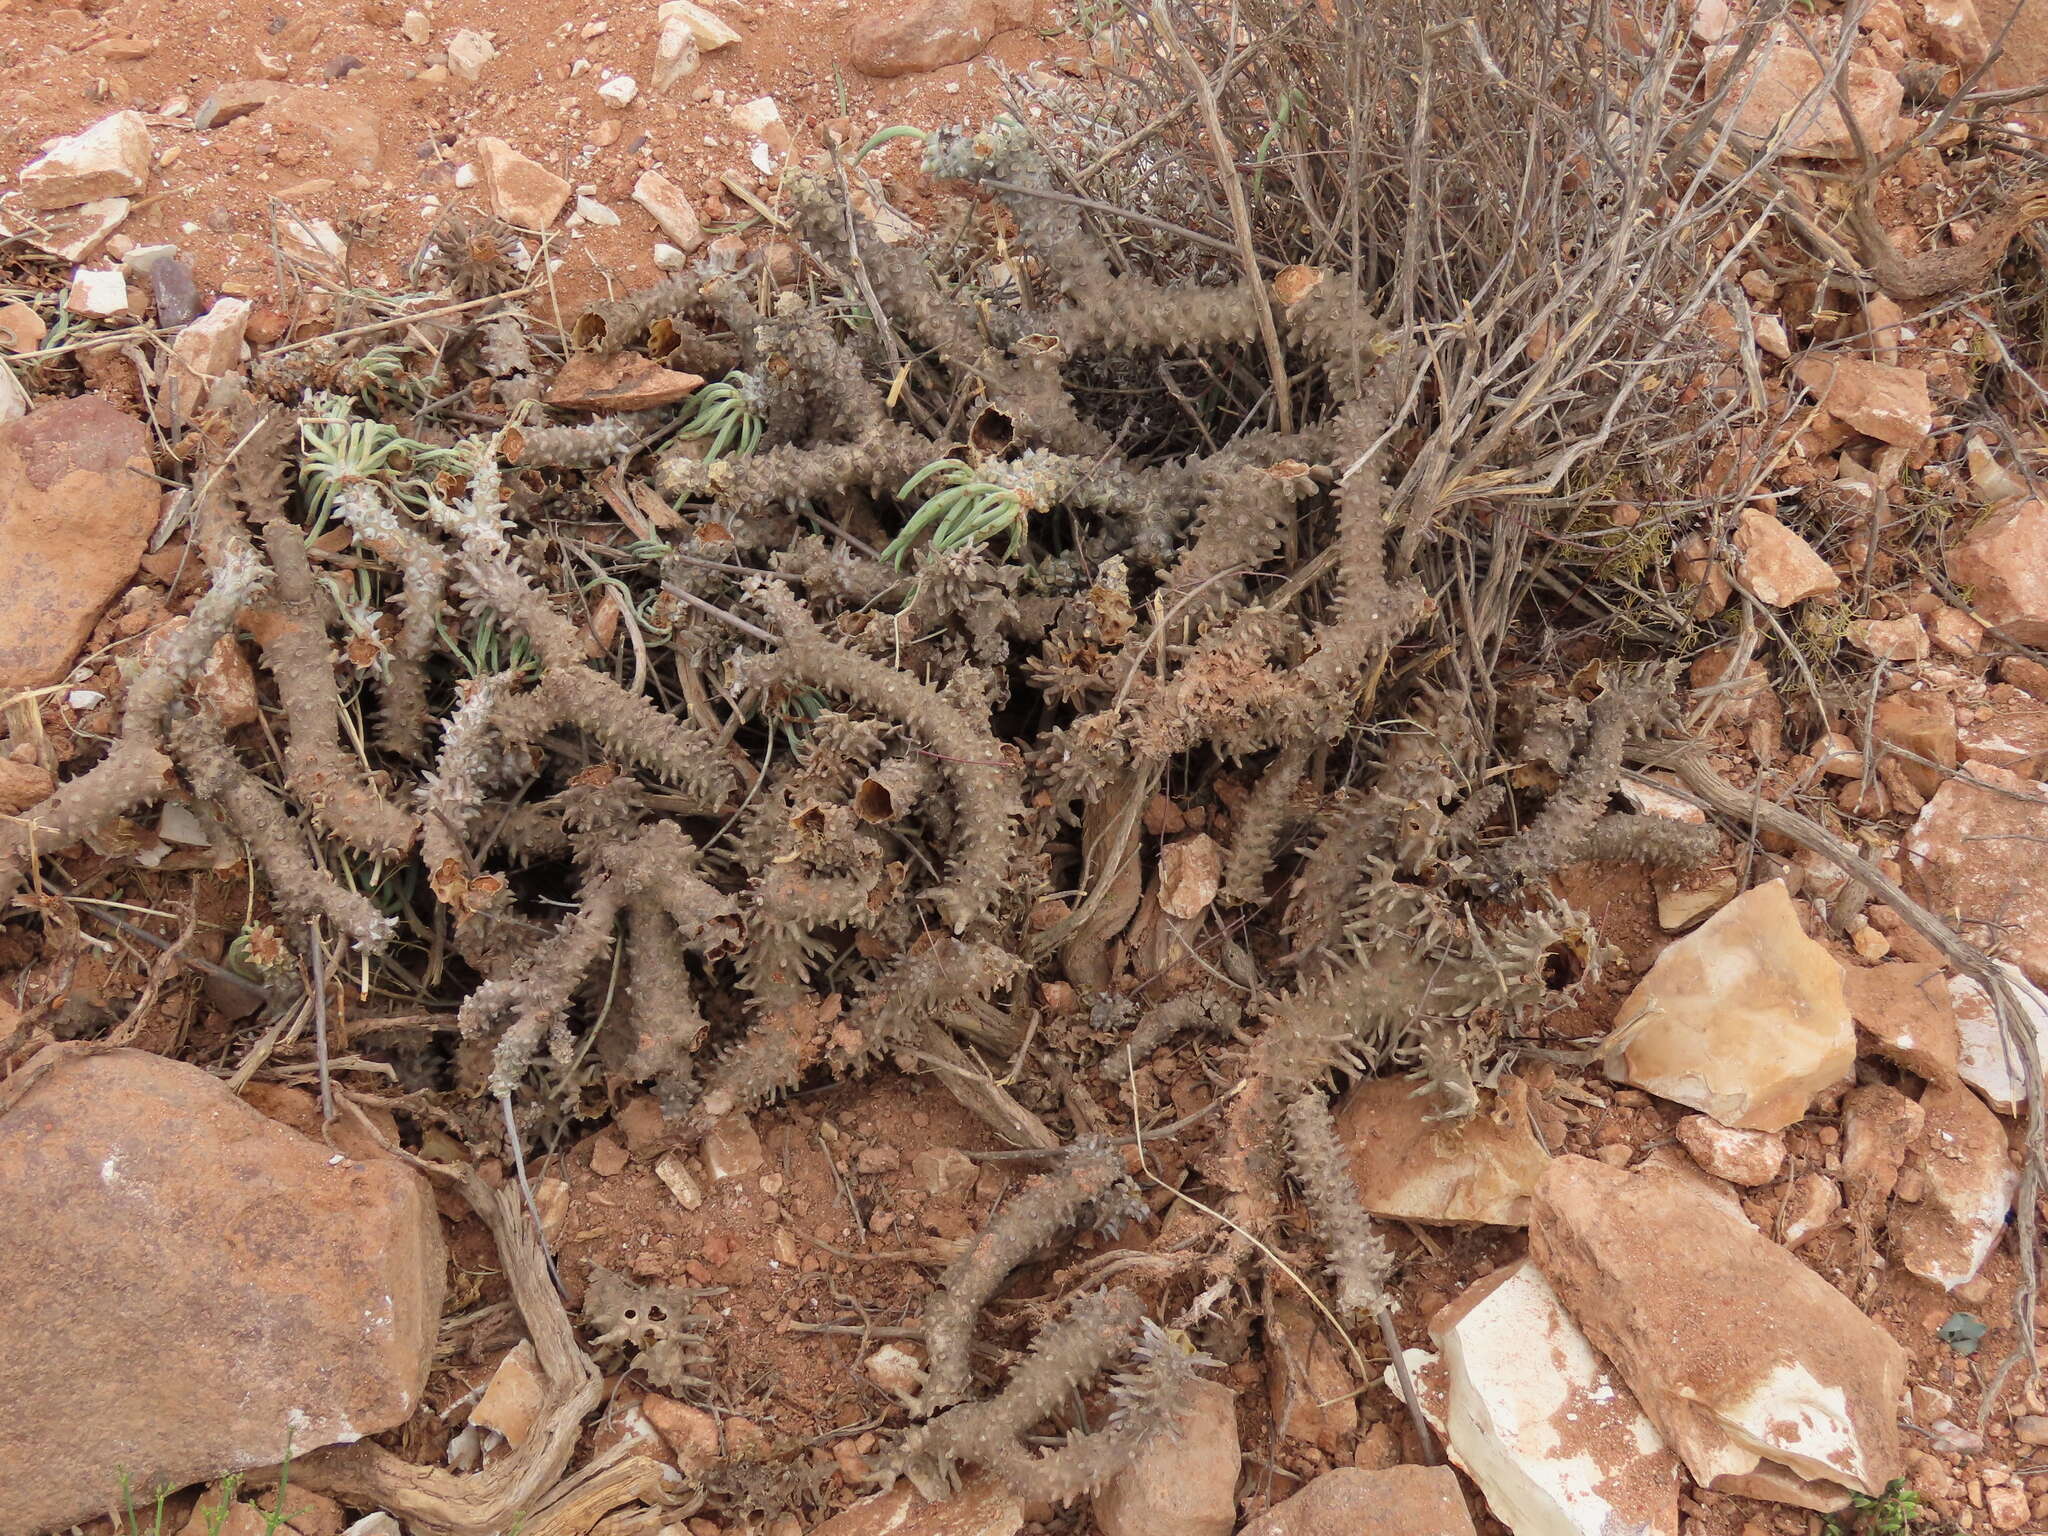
[883,459,1027,567]
[1824,1479,1927,1536]
[297,399,466,533]
[676,372,764,462]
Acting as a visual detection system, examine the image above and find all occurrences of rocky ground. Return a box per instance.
[3,3,2048,1536]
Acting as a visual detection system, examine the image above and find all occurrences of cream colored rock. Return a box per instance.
[1333,1074,1551,1226]
[1605,880,1853,1131]
[1844,961,1960,1085]
[729,96,792,155]
[1675,1116,1785,1186]
[1778,1171,1841,1249]
[1531,1156,1905,1512]
[1907,762,2048,990]
[1792,358,1932,449]
[653,19,701,90]
[1734,509,1838,606]
[1947,500,2048,647]
[702,1114,764,1180]
[633,170,703,252]
[277,215,349,281]
[659,0,741,51]
[476,138,570,230]
[1706,46,1903,160]
[163,296,251,419]
[447,28,497,84]
[65,264,130,319]
[1890,1082,2017,1290]
[20,110,151,209]
[1850,614,1930,662]
[1266,1291,1357,1454]
[18,197,130,262]
[471,1338,544,1446]
[1092,1379,1239,1536]
[1430,1258,1680,1536]
[1841,1082,1925,1240]
[807,1477,1022,1536]
[1946,967,2047,1113]
[1237,1467,1476,1536]
[1656,873,1738,933]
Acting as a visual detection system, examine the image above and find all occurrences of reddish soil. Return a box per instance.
[0,0,1070,317]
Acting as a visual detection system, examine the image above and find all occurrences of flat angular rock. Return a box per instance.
[1778,1171,1841,1249]
[67,264,132,319]
[1906,761,2048,989]
[1092,1379,1238,1536]
[0,395,160,692]
[1531,1156,1905,1511]
[1791,358,1932,448]
[547,352,703,412]
[1333,1074,1551,1225]
[1266,1292,1358,1453]
[1431,1258,1679,1536]
[475,137,569,230]
[1946,967,2047,1113]
[14,196,130,262]
[447,28,498,84]
[632,169,703,252]
[1844,961,1960,1084]
[1873,691,1957,800]
[1675,1116,1785,1186]
[1707,46,1903,160]
[810,1477,1022,1536]
[1604,880,1853,1131]
[1842,1082,1924,1240]
[1237,1467,1476,1536]
[660,0,743,50]
[1851,615,1930,662]
[1735,508,1838,605]
[0,1047,445,1535]
[1947,499,2048,646]
[163,296,251,419]
[20,110,151,209]
[845,0,1034,78]
[1889,1082,2017,1290]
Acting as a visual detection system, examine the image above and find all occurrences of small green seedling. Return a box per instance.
[677,372,765,462]
[884,459,1028,567]
[1824,1478,1925,1536]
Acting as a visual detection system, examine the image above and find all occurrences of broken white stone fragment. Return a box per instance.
[1889,1082,2017,1290]
[1675,1116,1785,1186]
[729,96,791,155]
[659,0,743,50]
[20,111,151,209]
[447,29,497,84]
[1604,879,1853,1131]
[632,170,703,252]
[65,265,130,319]
[1947,966,2048,1114]
[1431,1258,1680,1536]
[163,296,251,418]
